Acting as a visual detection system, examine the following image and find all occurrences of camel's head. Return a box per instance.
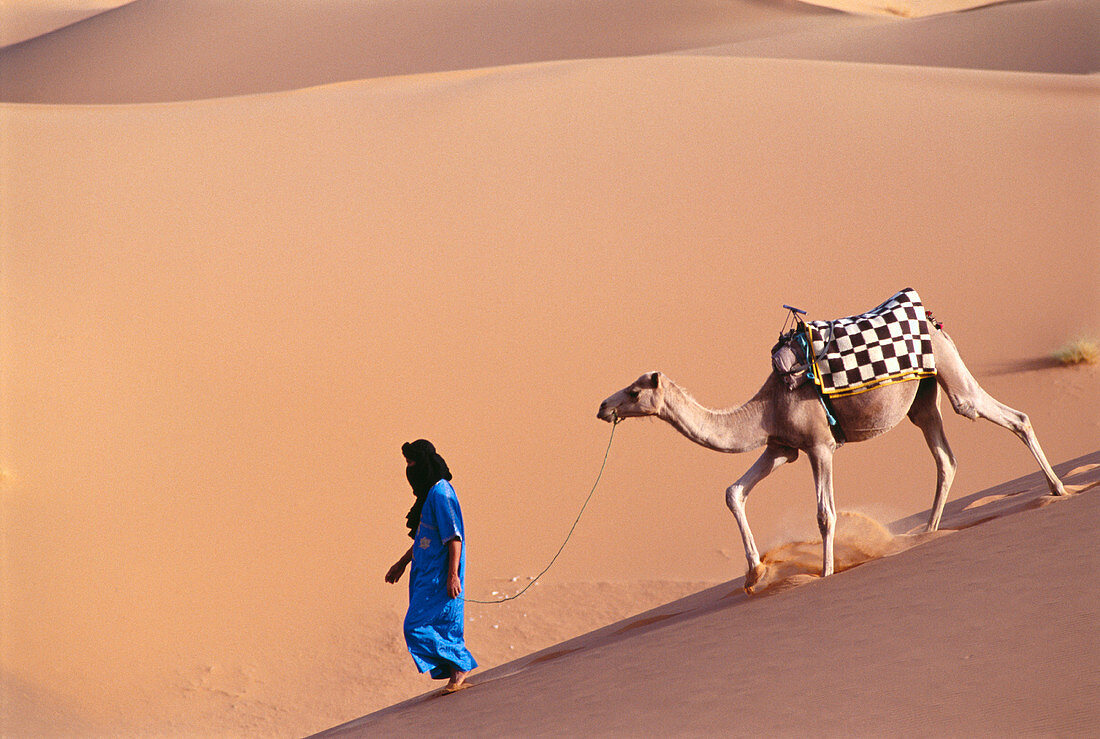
[597,371,665,423]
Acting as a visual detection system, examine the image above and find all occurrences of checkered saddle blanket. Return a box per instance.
[806,288,936,398]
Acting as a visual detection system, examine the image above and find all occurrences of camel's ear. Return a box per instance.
[647,372,660,389]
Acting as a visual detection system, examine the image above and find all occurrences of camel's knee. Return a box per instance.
[817,506,836,537]
[725,485,747,514]
[987,403,1033,439]
[1010,410,1033,436]
[943,455,958,483]
[937,448,958,478]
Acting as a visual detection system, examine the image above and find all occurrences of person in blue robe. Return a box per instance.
[385,439,477,693]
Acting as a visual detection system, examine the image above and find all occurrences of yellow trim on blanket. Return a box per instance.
[823,370,937,398]
[806,324,823,388]
[805,324,937,398]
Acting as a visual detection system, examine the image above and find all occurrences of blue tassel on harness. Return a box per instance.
[794,331,839,428]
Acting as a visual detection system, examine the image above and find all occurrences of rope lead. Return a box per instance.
[464,418,620,604]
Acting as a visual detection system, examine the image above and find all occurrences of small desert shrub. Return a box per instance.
[1053,337,1099,366]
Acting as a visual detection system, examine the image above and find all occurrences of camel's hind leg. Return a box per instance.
[908,378,958,531]
[932,329,1065,496]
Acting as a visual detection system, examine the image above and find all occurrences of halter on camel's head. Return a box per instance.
[597,371,662,424]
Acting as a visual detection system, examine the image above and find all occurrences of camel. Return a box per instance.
[596,321,1066,585]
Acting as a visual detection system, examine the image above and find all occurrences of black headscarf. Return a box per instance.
[401,439,452,539]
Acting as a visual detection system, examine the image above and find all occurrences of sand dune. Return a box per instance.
[0,0,866,103]
[799,0,1012,19]
[5,0,1095,104]
[2,0,1097,735]
[686,0,1100,73]
[321,457,1100,736]
[0,0,134,48]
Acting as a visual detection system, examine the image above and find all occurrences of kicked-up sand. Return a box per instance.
[1,0,1097,735]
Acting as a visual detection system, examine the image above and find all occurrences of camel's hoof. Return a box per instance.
[743,563,766,594]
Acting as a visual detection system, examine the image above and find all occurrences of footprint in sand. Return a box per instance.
[963,490,1028,510]
[1065,464,1098,478]
[613,612,680,635]
[960,464,1100,511]
[528,647,583,665]
[1062,464,1100,495]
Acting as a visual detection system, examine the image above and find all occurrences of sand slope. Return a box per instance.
[689,0,1100,73]
[321,457,1100,736]
[0,0,134,48]
[0,0,867,103]
[2,0,1095,104]
[800,0,1010,19]
[1,0,1098,735]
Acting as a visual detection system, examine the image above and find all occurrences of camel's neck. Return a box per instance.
[658,381,768,454]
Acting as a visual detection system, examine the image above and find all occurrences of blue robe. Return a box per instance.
[404,479,477,679]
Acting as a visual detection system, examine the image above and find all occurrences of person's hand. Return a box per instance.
[447,572,462,599]
[385,560,407,584]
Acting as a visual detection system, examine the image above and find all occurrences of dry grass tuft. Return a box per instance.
[1053,337,1099,366]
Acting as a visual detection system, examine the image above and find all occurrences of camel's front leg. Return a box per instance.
[726,444,799,574]
[808,445,838,577]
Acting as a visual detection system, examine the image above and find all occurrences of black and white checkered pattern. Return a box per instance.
[806,288,936,398]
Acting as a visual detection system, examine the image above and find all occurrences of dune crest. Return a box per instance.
[0,0,134,48]
[794,0,1011,19]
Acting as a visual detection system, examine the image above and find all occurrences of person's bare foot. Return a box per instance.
[441,669,469,694]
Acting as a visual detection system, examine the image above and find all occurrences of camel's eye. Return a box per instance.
[627,389,640,401]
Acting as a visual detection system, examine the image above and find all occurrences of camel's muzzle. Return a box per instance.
[596,404,618,423]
